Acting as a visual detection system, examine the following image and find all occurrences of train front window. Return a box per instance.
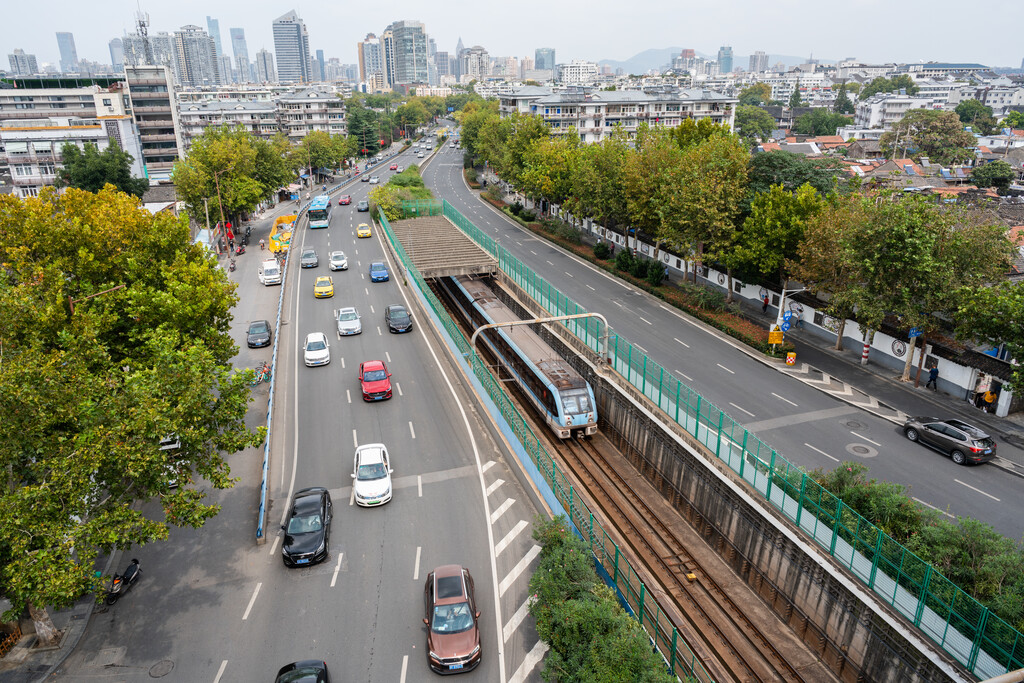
[561,390,591,414]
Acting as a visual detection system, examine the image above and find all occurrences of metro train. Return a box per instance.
[443,275,597,439]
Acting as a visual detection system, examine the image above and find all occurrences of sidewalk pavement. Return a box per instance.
[0,593,96,683]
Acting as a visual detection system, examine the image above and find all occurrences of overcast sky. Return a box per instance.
[5,0,1024,70]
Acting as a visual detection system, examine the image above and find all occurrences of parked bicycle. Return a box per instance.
[249,362,271,386]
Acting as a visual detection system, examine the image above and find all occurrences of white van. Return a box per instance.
[258,258,282,285]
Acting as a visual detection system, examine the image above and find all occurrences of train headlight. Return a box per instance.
[566,417,572,426]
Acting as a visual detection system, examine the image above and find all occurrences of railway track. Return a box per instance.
[559,436,812,683]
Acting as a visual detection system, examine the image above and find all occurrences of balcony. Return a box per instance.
[133,105,172,114]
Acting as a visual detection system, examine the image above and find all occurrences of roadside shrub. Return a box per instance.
[510,202,524,217]
[593,242,611,260]
[554,222,582,245]
[614,248,634,273]
[485,184,502,201]
[646,263,666,287]
[629,257,649,279]
[465,167,478,182]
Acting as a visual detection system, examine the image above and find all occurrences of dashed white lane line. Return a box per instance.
[850,431,881,447]
[268,535,280,557]
[772,392,798,407]
[490,498,515,524]
[503,597,531,643]
[485,478,505,496]
[242,582,261,620]
[397,383,403,396]
[673,337,690,348]
[585,284,595,291]
[913,497,956,518]
[385,351,392,363]
[805,442,839,463]
[508,640,549,683]
[530,250,538,255]
[565,271,574,278]
[637,315,652,325]
[633,343,647,353]
[330,552,344,587]
[213,660,228,683]
[729,402,755,418]
[409,421,416,439]
[413,546,422,580]
[417,475,422,497]
[346,389,352,403]
[499,545,541,597]
[955,479,1000,501]
[717,363,735,374]
[352,428,358,448]
[400,655,409,683]
[546,260,554,266]
[674,369,693,382]
[494,519,528,557]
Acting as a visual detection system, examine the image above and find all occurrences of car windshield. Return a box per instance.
[339,310,358,321]
[363,369,387,381]
[390,308,409,321]
[307,339,326,351]
[372,263,385,271]
[431,601,474,633]
[286,512,322,535]
[250,322,268,334]
[561,389,592,414]
[303,250,315,258]
[357,462,387,480]
[332,252,345,260]
[308,209,328,221]
[316,279,330,286]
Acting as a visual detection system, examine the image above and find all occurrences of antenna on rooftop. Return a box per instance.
[135,6,153,65]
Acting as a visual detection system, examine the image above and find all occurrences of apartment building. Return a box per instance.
[124,65,184,181]
[557,60,599,85]
[275,88,346,141]
[854,91,935,129]
[177,100,278,149]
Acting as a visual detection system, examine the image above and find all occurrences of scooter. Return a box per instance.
[235,244,246,255]
[228,259,236,272]
[105,559,141,605]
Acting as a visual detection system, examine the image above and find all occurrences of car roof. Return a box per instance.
[362,359,385,370]
[944,418,989,437]
[315,276,331,282]
[355,443,387,464]
[339,306,357,314]
[305,331,327,342]
[302,248,316,254]
[432,565,468,603]
[249,319,269,328]
[371,261,386,267]
[331,250,345,257]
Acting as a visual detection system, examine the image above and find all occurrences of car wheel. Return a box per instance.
[951,450,967,465]
[905,428,919,442]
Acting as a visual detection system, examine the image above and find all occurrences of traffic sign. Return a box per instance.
[781,321,791,332]
[782,311,793,322]
[769,326,784,345]
[908,327,923,338]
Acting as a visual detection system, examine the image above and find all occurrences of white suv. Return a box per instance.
[352,443,393,506]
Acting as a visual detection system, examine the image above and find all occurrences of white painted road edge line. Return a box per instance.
[400,655,409,683]
[242,582,261,620]
[330,552,344,587]
[213,660,228,683]
[955,479,1000,501]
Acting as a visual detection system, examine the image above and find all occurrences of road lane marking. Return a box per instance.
[771,392,798,407]
[586,284,595,290]
[499,545,541,597]
[565,271,574,278]
[369,304,375,313]
[637,315,652,325]
[346,389,351,403]
[850,431,881,447]
[340,357,345,369]
[213,660,228,683]
[418,475,422,497]
[674,369,693,382]
[955,479,1000,501]
[349,486,355,506]
[377,326,382,336]
[717,363,735,374]
[633,343,647,353]
[409,421,416,439]
[386,351,392,363]
[509,641,549,683]
[613,300,623,307]
[397,382,403,396]
[485,478,504,496]
[530,250,537,255]
[482,461,496,472]
[546,260,554,266]
[729,402,755,417]
[413,546,421,580]
[331,553,344,587]
[242,582,261,620]
[490,498,515,524]
[503,597,531,643]
[805,443,839,463]
[353,429,358,448]
[268,535,279,557]
[913,497,956,518]
[673,337,690,348]
[400,655,408,683]
[494,520,528,557]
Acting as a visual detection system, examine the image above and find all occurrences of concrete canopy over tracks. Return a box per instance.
[388,216,497,278]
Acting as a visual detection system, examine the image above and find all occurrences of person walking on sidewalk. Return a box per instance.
[762,294,770,315]
[926,366,939,391]
[794,303,805,328]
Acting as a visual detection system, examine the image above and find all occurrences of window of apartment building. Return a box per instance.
[13,164,33,176]
[48,96,65,102]
[21,186,40,197]
[102,98,112,106]
[39,163,55,176]
[666,104,680,111]
[14,103,35,109]
[5,142,29,155]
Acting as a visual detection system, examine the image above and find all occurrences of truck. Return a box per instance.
[258,258,282,285]
[269,215,296,256]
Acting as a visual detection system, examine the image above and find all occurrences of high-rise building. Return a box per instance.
[56,32,79,72]
[358,33,383,82]
[109,38,125,72]
[124,64,183,181]
[205,17,224,61]
[7,49,38,76]
[382,20,429,87]
[316,49,326,82]
[230,28,250,84]
[535,48,555,71]
[454,37,465,80]
[174,25,221,87]
[123,31,179,80]
[220,55,235,83]
[435,51,450,77]
[460,46,490,81]
[272,10,311,83]
[255,48,276,84]
[519,56,534,79]
[749,50,769,73]
[717,46,733,74]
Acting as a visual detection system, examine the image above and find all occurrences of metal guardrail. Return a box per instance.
[380,204,713,682]
[435,198,1024,679]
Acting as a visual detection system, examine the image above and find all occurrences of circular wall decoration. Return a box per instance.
[718,273,726,285]
[892,340,907,357]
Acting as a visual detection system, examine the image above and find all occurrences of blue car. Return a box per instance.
[369,261,389,282]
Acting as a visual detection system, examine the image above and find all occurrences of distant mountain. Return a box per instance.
[597,48,835,74]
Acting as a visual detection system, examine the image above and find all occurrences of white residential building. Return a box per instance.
[275,88,346,141]
[557,60,599,85]
[751,71,828,102]
[177,100,278,149]
[854,92,935,129]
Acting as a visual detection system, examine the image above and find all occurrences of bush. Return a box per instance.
[614,248,634,273]
[593,242,611,260]
[465,168,478,183]
[646,264,666,287]
[554,222,582,245]
[484,184,502,201]
[510,202,524,217]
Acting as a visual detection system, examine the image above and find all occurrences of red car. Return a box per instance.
[338,195,351,205]
[359,360,392,401]
[389,163,398,170]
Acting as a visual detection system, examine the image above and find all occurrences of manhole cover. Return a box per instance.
[846,443,878,458]
[845,420,864,429]
[149,660,174,677]
[850,445,871,455]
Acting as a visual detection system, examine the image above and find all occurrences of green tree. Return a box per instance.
[833,81,854,115]
[55,142,149,198]
[669,117,733,149]
[346,101,387,156]
[788,83,802,108]
[970,160,1016,192]
[394,99,429,138]
[1001,111,1024,128]
[733,105,775,141]
[859,75,919,100]
[959,282,1024,390]
[520,134,583,208]
[747,150,847,198]
[571,132,631,230]
[444,92,481,113]
[622,127,688,261]
[793,109,852,136]
[0,187,261,639]
[879,109,976,166]
[292,130,348,177]
[955,99,997,135]
[455,99,500,161]
[738,82,772,106]
[732,183,825,285]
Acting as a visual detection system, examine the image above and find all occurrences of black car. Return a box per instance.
[246,319,272,348]
[356,200,370,212]
[281,487,332,566]
[275,660,331,683]
[903,417,996,465]
[384,304,413,333]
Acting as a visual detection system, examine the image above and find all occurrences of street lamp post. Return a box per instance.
[775,286,806,331]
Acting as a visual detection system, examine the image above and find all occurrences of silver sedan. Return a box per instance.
[335,306,362,337]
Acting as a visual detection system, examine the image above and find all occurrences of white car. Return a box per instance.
[303,332,330,366]
[329,251,348,271]
[369,176,380,184]
[336,306,362,336]
[417,151,424,158]
[352,443,393,506]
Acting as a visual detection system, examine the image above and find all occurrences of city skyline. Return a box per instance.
[3,0,1023,76]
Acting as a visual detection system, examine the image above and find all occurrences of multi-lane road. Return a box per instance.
[56,143,547,682]
[421,130,1020,539]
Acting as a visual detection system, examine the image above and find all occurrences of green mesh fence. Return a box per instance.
[381,206,713,682]
[431,199,1024,679]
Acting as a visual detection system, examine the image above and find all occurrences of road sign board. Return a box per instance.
[782,311,793,322]
[769,326,784,344]
[781,321,791,332]
[908,327,923,338]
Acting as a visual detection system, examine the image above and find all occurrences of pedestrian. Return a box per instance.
[762,294,770,315]
[260,238,265,251]
[795,303,805,328]
[925,366,939,391]
[982,389,997,413]
[228,239,234,252]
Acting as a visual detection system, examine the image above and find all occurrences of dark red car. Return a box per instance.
[423,565,481,674]
[338,195,351,205]
[389,163,398,170]
[359,360,392,401]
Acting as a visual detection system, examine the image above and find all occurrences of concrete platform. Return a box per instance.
[389,216,497,279]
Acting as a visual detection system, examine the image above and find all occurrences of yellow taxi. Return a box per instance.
[356,223,372,238]
[313,276,334,298]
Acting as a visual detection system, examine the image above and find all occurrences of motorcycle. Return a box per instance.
[235,244,246,255]
[228,259,236,272]
[105,559,141,605]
